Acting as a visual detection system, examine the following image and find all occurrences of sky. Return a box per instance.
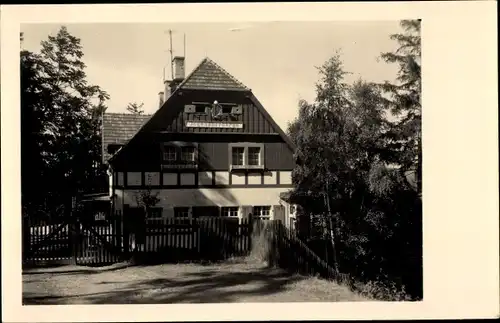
[21,21,401,130]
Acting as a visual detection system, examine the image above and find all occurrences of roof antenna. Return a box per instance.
[183,32,186,59]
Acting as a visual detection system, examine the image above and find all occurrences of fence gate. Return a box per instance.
[23,215,74,267]
[74,211,124,266]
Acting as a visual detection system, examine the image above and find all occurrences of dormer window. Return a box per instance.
[195,106,206,113]
[221,107,233,114]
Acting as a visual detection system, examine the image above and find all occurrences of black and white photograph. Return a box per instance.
[1,2,498,322]
[19,18,423,304]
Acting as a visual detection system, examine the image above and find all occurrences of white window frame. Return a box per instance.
[247,146,261,166]
[181,146,196,162]
[146,207,164,220]
[221,206,239,217]
[161,142,199,169]
[162,145,177,163]
[228,143,265,170]
[231,147,245,166]
[252,206,271,220]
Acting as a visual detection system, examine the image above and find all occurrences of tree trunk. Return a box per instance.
[324,183,339,275]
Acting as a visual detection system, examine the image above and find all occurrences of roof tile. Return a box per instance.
[179,58,250,91]
[102,113,151,162]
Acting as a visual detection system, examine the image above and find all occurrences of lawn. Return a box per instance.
[23,258,370,304]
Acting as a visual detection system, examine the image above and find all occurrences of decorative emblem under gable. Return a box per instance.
[211,100,224,120]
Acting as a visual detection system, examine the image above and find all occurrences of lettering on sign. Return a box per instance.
[185,121,243,129]
[94,212,106,221]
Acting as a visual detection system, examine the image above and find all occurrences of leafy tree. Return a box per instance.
[126,102,145,115]
[287,37,422,300]
[21,27,109,219]
[379,19,421,195]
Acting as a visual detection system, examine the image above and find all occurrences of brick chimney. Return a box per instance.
[164,80,172,101]
[172,56,185,81]
[158,91,164,108]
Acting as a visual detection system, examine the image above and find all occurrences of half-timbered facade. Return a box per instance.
[102,56,297,228]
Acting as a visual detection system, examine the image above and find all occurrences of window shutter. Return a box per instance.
[231,105,243,115]
[184,104,196,113]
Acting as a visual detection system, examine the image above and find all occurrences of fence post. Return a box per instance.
[123,205,130,258]
[22,215,30,264]
[70,196,78,265]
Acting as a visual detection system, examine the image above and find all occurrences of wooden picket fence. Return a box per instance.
[254,220,353,286]
[130,217,253,264]
[22,215,73,266]
[23,211,253,267]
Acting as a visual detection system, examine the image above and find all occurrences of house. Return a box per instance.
[102,56,297,228]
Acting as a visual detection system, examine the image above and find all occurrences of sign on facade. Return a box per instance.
[185,121,243,129]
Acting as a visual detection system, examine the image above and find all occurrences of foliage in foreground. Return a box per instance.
[21,26,109,219]
[286,20,422,300]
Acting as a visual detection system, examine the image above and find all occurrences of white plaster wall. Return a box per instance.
[247,173,261,185]
[127,172,142,186]
[116,187,289,211]
[280,171,293,185]
[163,173,177,185]
[264,171,277,185]
[145,172,160,186]
[231,173,245,185]
[214,171,229,185]
[180,173,196,186]
[117,172,124,186]
[198,171,213,186]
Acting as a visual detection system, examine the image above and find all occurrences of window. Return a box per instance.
[161,143,198,169]
[192,206,220,218]
[174,207,191,225]
[248,147,261,166]
[232,147,245,166]
[229,143,264,170]
[162,146,176,163]
[222,106,232,114]
[181,146,196,162]
[253,206,271,220]
[221,207,239,217]
[195,105,206,113]
[147,207,163,219]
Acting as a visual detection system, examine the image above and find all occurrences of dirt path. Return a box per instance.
[23,259,368,304]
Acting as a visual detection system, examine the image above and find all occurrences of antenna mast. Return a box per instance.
[183,33,186,58]
[168,29,174,79]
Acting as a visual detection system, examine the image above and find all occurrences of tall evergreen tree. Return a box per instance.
[379,19,422,195]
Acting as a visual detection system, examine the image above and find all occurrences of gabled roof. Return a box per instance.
[178,57,250,92]
[107,57,296,164]
[101,113,151,162]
